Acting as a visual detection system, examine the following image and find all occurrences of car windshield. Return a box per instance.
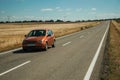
[27,30,46,37]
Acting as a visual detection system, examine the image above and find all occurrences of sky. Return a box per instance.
[0,0,120,21]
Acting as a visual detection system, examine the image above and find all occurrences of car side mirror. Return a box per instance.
[47,34,51,37]
[25,35,27,37]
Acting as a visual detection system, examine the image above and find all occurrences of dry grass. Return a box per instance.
[0,22,99,52]
[112,20,120,33]
[108,21,120,80]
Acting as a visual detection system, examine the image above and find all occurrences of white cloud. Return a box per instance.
[66,12,71,15]
[91,8,96,11]
[12,16,17,19]
[1,11,5,14]
[41,8,53,12]
[66,8,71,11]
[76,8,82,12]
[24,16,34,19]
[55,7,64,12]
[56,7,60,9]
[97,13,120,19]
[57,9,63,12]
[89,12,96,14]
[0,16,7,19]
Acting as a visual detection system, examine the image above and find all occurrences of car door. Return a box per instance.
[47,30,52,46]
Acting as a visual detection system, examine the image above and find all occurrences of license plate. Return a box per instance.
[27,44,35,46]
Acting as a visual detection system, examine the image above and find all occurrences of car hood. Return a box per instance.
[24,36,45,41]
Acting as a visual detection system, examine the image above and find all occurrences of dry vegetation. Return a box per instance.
[108,21,120,80]
[112,20,120,33]
[0,22,99,52]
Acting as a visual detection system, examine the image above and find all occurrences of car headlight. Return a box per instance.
[22,40,27,44]
[37,40,43,43]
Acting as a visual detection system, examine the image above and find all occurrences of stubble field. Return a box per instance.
[0,22,99,52]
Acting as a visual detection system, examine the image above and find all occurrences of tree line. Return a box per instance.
[0,18,120,23]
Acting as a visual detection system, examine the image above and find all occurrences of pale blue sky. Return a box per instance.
[0,0,120,21]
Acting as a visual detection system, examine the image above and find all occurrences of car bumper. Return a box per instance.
[22,44,45,50]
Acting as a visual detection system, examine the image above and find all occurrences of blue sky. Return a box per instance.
[0,0,120,21]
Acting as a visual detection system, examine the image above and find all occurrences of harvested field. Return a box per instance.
[112,20,120,33]
[0,22,99,52]
[101,21,120,80]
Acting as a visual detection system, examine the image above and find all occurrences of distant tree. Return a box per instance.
[5,21,10,23]
[55,19,64,22]
[30,20,38,22]
[65,21,71,23]
[81,20,85,22]
[14,21,22,23]
[0,21,4,23]
[75,20,81,22]
[45,20,54,22]
[23,20,30,23]
[39,20,43,22]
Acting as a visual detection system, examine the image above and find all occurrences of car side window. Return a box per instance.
[50,30,53,35]
[48,30,53,36]
[48,30,51,36]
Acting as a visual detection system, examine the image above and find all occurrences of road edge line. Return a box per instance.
[62,41,71,46]
[83,22,110,80]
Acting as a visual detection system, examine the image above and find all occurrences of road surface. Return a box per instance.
[0,21,110,80]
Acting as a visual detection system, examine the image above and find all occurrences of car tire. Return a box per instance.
[23,48,27,51]
[43,42,48,51]
[52,41,55,48]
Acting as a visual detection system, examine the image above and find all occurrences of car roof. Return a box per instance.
[32,29,51,31]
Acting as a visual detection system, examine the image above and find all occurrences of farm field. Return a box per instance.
[0,22,99,52]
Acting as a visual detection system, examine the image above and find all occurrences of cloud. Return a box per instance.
[56,7,60,9]
[55,7,64,12]
[1,11,5,14]
[76,8,82,12]
[57,9,63,12]
[89,8,97,15]
[65,8,71,11]
[66,12,71,15]
[41,7,71,12]
[89,12,96,15]
[91,8,96,11]
[41,8,53,12]
[97,13,120,19]
[0,16,7,19]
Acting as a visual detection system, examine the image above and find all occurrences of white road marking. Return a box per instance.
[0,48,22,55]
[56,31,80,40]
[62,41,71,46]
[0,60,31,76]
[83,22,110,80]
[80,35,84,38]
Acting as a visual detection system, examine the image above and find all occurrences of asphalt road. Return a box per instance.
[0,21,110,80]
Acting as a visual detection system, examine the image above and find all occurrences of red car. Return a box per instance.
[22,29,55,51]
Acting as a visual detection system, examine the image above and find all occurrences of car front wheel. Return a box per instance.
[43,43,48,51]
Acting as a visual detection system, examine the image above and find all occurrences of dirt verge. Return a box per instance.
[101,21,120,80]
